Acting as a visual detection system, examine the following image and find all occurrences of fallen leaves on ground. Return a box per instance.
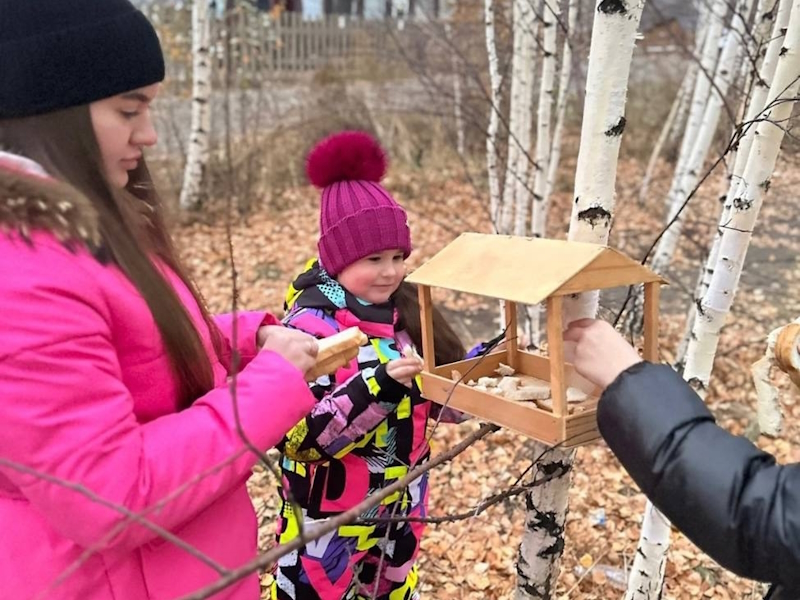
[175,151,800,599]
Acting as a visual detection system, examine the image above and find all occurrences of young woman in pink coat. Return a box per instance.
[0,1,319,599]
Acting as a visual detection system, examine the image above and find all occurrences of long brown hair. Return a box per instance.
[393,281,466,365]
[0,105,219,409]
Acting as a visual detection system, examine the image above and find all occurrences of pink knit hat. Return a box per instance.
[307,131,412,276]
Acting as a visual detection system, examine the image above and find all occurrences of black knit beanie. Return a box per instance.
[0,0,166,119]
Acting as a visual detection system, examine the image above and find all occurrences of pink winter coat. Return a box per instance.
[0,155,316,600]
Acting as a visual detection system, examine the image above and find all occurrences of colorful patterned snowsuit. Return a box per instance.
[271,261,466,600]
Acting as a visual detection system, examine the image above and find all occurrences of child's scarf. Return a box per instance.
[285,259,409,358]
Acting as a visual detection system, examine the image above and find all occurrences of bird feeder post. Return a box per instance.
[547,295,566,418]
[643,282,661,362]
[417,284,436,372]
[505,300,518,369]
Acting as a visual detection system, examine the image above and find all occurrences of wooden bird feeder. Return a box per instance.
[406,233,666,448]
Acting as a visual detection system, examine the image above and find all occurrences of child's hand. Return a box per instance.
[386,357,423,388]
[258,325,319,374]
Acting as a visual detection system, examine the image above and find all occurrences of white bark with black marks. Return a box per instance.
[659,0,727,220]
[531,0,561,238]
[650,0,752,278]
[179,0,213,212]
[629,2,758,590]
[676,0,791,369]
[684,0,800,397]
[515,452,574,599]
[733,0,778,116]
[527,0,563,348]
[485,0,503,229]
[503,0,539,236]
[625,504,671,600]
[566,0,644,318]
[638,62,696,205]
[446,22,466,159]
[515,3,644,599]
[545,0,578,204]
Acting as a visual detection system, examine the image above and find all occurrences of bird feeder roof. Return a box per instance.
[406,233,666,305]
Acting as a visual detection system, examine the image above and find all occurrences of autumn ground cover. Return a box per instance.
[173,149,800,599]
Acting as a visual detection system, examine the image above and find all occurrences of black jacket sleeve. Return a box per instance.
[598,361,800,590]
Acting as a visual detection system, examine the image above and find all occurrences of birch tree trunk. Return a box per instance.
[732,0,778,122]
[566,0,644,251]
[445,22,466,158]
[753,317,800,436]
[624,504,671,600]
[526,0,563,348]
[650,0,752,278]
[499,0,537,234]
[659,0,727,220]
[627,8,787,588]
[544,0,578,204]
[699,0,788,295]
[179,0,213,212]
[718,0,776,211]
[531,0,562,238]
[454,70,466,158]
[675,0,791,369]
[636,0,711,209]
[485,0,507,325]
[683,0,800,397]
[662,0,712,152]
[511,0,540,236]
[637,62,696,205]
[715,0,771,212]
[498,3,521,233]
[626,3,761,590]
[485,0,503,228]
[515,3,645,598]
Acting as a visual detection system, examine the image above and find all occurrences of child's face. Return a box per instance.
[337,249,406,304]
[90,83,160,188]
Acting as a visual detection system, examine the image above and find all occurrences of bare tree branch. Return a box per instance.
[353,464,562,525]
[0,457,230,600]
[176,422,500,600]
[44,450,247,594]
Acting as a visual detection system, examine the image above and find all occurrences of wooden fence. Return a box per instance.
[143,3,445,92]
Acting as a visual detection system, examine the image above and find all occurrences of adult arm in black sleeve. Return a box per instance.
[598,361,800,590]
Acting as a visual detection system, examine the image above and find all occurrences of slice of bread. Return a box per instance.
[306,327,368,381]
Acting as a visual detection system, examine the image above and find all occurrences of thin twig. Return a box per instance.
[176,422,499,600]
[353,467,561,525]
[222,130,306,533]
[43,449,246,594]
[0,458,230,596]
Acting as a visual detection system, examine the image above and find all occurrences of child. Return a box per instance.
[272,132,480,600]
[0,2,318,599]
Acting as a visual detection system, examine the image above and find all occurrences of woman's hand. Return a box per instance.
[563,319,642,391]
[386,357,423,388]
[258,325,319,374]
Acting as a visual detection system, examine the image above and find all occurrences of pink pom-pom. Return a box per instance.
[306,131,388,188]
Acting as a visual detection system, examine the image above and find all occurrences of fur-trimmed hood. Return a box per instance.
[0,151,100,247]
